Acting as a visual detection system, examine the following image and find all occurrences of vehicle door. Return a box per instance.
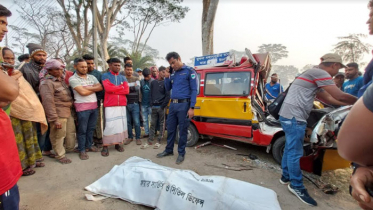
[197,70,253,139]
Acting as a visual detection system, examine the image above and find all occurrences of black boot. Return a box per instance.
[176,155,184,164]
[156,151,174,158]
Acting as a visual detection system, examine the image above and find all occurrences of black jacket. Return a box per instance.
[150,79,170,109]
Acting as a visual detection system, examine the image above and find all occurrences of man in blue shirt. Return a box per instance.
[140,68,153,138]
[265,73,283,100]
[343,63,364,97]
[156,52,198,164]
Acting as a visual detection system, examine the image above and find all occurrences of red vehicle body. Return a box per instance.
[174,49,350,175]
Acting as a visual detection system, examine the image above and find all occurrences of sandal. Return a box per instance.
[35,162,45,167]
[58,157,72,164]
[74,148,89,153]
[115,144,124,152]
[124,138,133,145]
[101,147,109,157]
[36,158,44,162]
[87,146,99,152]
[22,168,36,176]
[153,142,161,149]
[140,143,149,149]
[42,152,56,158]
[79,152,89,160]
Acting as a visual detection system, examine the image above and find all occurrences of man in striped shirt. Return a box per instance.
[69,58,103,160]
[278,53,357,206]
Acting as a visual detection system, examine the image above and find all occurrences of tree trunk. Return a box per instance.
[99,38,110,71]
[202,0,219,56]
[351,44,355,63]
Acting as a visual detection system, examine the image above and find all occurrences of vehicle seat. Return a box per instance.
[222,83,248,95]
[265,117,282,127]
[205,84,221,95]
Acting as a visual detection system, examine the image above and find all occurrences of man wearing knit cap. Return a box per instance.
[20,43,47,97]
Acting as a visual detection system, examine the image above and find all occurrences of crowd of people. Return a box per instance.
[0,3,199,209]
[2,43,177,164]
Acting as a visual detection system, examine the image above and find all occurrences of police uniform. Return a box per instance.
[164,64,198,156]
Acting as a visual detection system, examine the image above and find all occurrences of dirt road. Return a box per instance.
[18,138,360,210]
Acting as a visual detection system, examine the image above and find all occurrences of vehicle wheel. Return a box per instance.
[272,136,286,165]
[175,124,199,147]
[272,136,307,165]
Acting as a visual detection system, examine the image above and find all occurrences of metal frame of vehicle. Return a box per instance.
[175,49,350,175]
[178,51,276,147]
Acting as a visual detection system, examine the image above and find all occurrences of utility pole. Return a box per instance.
[5,33,8,47]
[92,0,98,69]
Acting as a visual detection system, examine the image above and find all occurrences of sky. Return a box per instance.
[2,0,373,71]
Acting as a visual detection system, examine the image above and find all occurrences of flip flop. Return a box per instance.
[87,147,99,152]
[115,145,124,152]
[74,148,89,153]
[58,157,72,164]
[42,153,56,158]
[35,162,45,167]
[101,147,109,157]
[140,143,149,149]
[79,152,89,160]
[153,143,161,149]
[22,168,35,176]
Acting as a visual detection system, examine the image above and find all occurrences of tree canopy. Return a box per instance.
[333,34,372,63]
[258,44,289,63]
[270,65,299,88]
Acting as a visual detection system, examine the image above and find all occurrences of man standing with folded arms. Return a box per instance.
[69,58,103,160]
[156,52,197,164]
[101,58,129,156]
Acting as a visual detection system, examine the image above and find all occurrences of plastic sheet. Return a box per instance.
[85,156,282,210]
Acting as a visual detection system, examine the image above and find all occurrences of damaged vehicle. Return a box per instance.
[175,48,350,175]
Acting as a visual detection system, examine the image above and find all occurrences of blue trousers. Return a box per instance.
[279,116,307,190]
[141,105,152,135]
[76,109,98,152]
[127,103,141,140]
[0,184,19,210]
[36,123,52,151]
[165,102,190,156]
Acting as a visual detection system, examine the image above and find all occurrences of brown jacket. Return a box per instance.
[40,76,73,122]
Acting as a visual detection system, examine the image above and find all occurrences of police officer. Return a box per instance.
[156,52,198,164]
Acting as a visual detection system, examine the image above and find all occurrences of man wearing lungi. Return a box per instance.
[100,58,129,156]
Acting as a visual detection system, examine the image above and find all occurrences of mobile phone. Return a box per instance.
[1,62,14,75]
[169,66,174,74]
